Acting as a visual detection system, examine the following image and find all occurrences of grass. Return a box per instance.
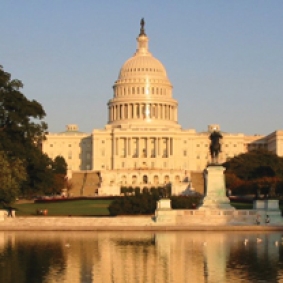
[230,202,253,210]
[12,199,113,216]
[8,199,283,216]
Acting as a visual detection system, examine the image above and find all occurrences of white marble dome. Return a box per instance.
[113,22,172,99]
[108,20,178,128]
[117,35,168,81]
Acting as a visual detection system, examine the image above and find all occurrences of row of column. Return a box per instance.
[114,85,168,97]
[114,137,174,158]
[109,103,177,122]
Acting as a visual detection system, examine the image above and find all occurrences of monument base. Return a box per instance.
[155,199,176,223]
[199,165,234,210]
[253,200,283,224]
[0,210,7,221]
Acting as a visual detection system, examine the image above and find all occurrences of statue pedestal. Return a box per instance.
[0,210,6,221]
[199,165,234,210]
[155,199,176,224]
[157,199,172,209]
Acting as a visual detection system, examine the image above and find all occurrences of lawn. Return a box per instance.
[8,199,283,216]
[230,202,253,210]
[12,199,113,216]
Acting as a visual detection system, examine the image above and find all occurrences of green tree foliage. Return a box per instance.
[53,156,67,175]
[0,151,26,203]
[223,149,283,197]
[0,65,63,200]
[171,195,202,209]
[224,149,283,180]
[51,156,68,194]
[0,65,47,157]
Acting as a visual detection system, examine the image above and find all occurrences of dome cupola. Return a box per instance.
[107,19,179,129]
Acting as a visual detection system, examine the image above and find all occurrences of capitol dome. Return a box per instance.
[107,19,179,128]
[117,35,169,82]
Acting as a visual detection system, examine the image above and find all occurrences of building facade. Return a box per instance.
[42,21,283,196]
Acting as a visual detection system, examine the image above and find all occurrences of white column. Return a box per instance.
[139,104,142,119]
[166,138,169,157]
[155,138,157,157]
[116,138,119,156]
[147,138,150,157]
[123,138,126,157]
[128,138,131,157]
[127,104,130,119]
[116,105,119,120]
[133,104,136,118]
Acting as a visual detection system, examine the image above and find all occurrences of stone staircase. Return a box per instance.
[69,171,100,197]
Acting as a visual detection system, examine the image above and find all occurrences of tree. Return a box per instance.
[52,156,68,194]
[224,149,283,180]
[53,156,67,175]
[223,149,283,197]
[0,65,54,199]
[0,151,26,203]
[0,65,47,157]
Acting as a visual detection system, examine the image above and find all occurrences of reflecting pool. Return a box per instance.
[0,231,283,283]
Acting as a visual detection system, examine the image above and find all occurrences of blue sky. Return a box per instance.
[1,1,283,135]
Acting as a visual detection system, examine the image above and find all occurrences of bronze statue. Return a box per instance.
[139,18,146,36]
[209,131,223,164]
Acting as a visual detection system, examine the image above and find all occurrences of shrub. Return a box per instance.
[171,195,202,209]
[108,193,203,215]
[109,193,159,216]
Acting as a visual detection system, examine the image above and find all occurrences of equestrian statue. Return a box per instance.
[209,130,223,164]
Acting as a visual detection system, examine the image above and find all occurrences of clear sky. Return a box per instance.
[1,1,283,135]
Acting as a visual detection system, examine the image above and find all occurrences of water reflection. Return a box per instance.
[0,231,283,283]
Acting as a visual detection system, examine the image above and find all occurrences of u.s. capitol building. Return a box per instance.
[42,21,283,196]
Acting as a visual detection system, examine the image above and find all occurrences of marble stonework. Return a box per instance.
[41,20,283,197]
